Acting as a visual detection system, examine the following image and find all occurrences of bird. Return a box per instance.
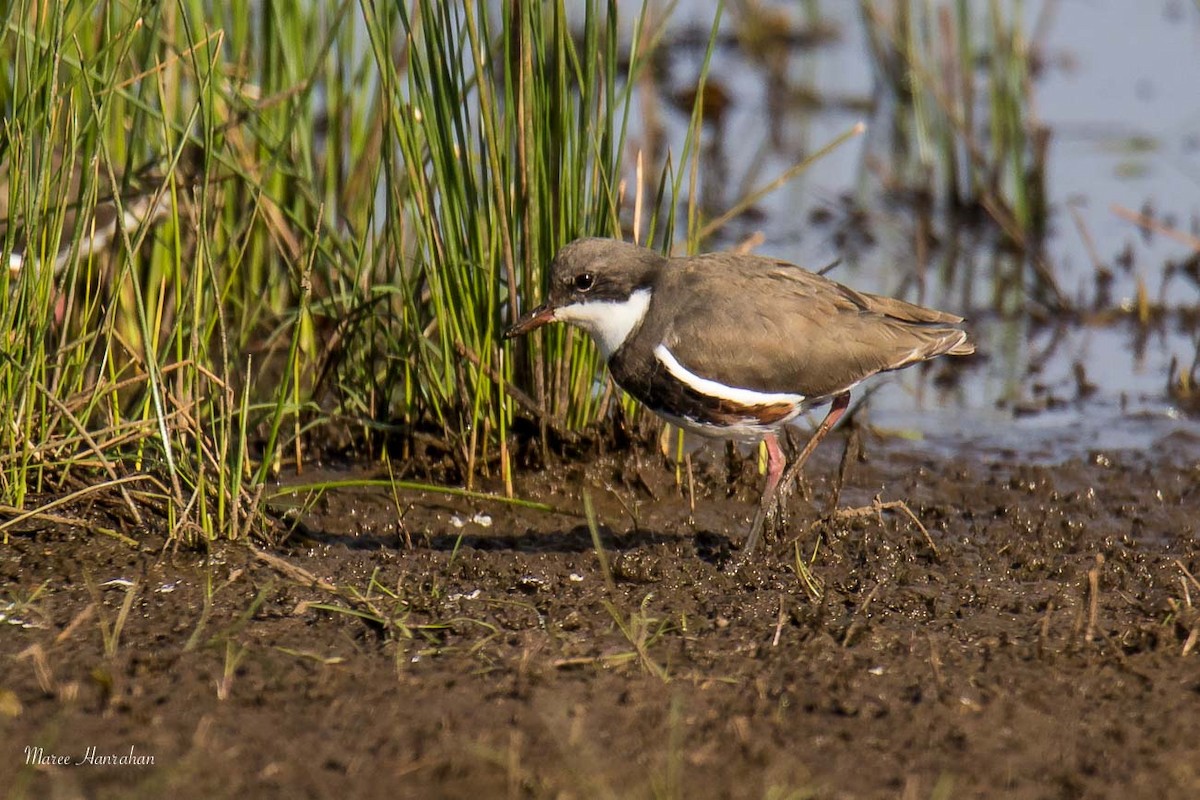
[505,238,974,569]
[1,152,172,278]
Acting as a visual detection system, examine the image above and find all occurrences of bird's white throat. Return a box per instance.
[553,288,651,360]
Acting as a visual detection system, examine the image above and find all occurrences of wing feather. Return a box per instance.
[643,255,971,399]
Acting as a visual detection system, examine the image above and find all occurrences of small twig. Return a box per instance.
[732,231,765,254]
[31,378,144,526]
[1112,204,1200,252]
[16,644,56,695]
[842,580,884,648]
[979,194,1067,309]
[684,454,696,516]
[886,499,941,560]
[455,340,546,422]
[829,425,862,512]
[1067,201,1106,272]
[1085,554,1104,643]
[829,496,940,559]
[772,594,786,647]
[633,150,644,245]
[0,506,137,546]
[583,491,616,595]
[0,475,151,538]
[55,603,97,646]
[927,633,945,698]
[250,546,338,593]
[1037,599,1055,659]
[1176,560,1200,596]
[1182,624,1198,658]
[551,656,594,669]
[698,122,866,241]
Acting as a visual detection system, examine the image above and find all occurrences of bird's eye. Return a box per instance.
[573,272,595,292]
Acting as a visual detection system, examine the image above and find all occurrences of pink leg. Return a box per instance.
[776,392,851,495]
[731,431,788,570]
[761,432,786,500]
[727,393,851,573]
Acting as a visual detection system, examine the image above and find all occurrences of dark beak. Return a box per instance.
[504,303,556,339]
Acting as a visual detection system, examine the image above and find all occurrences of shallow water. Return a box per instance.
[631,1,1200,459]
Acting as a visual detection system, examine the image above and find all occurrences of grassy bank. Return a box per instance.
[0,0,708,543]
[0,1,1046,545]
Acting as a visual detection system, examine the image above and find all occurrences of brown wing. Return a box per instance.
[648,254,972,399]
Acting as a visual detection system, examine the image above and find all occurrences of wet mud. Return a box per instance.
[3,433,1199,799]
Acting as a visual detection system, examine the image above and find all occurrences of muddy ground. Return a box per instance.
[2,429,1199,800]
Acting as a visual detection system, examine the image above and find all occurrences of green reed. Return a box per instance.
[0,0,714,540]
[365,0,694,479]
[0,0,381,542]
[861,0,1060,308]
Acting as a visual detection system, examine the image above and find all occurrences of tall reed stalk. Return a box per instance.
[861,0,1061,309]
[365,0,642,478]
[0,0,708,538]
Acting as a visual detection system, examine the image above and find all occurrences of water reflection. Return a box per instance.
[611,1,1200,459]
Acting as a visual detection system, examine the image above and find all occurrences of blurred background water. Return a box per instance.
[601,0,1200,460]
